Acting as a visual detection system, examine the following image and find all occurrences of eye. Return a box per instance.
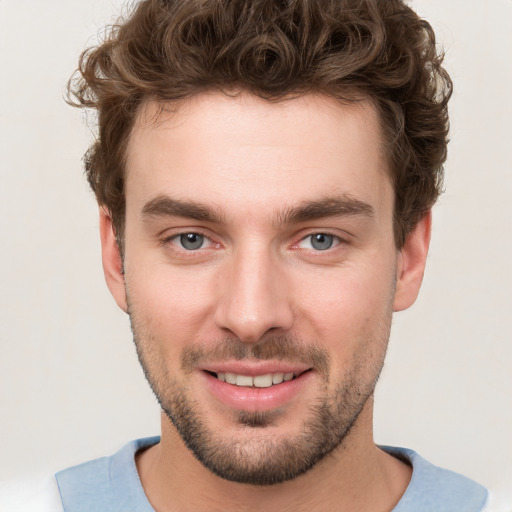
[173,232,209,250]
[298,233,338,251]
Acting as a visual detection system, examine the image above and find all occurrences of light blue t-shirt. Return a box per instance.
[55,437,488,511]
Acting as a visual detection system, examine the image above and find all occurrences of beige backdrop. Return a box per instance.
[1,0,511,505]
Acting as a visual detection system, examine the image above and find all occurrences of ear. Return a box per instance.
[99,208,128,313]
[393,211,432,312]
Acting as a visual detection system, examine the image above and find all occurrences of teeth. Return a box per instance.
[225,372,237,384]
[236,375,253,387]
[215,372,296,387]
[272,373,284,384]
[253,374,273,388]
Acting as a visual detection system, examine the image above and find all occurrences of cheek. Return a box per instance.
[125,262,218,349]
[295,263,395,356]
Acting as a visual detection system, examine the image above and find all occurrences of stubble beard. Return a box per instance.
[156,370,378,486]
[128,312,390,486]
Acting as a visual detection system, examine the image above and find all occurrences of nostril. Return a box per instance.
[213,294,294,343]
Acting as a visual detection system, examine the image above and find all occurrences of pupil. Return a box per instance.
[181,233,204,250]
[311,234,333,250]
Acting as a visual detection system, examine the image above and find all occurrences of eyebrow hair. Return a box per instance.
[276,195,375,225]
[141,194,374,226]
[141,196,225,224]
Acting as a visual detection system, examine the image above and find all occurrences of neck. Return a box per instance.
[136,399,412,512]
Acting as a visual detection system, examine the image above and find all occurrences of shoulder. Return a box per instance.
[0,475,63,512]
[55,436,159,512]
[382,446,489,512]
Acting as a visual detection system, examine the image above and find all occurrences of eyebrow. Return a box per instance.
[276,195,375,225]
[141,194,374,225]
[141,196,225,224]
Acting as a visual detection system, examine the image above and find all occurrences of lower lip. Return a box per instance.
[201,371,314,412]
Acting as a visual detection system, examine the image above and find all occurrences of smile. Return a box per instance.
[202,367,313,412]
[214,372,296,387]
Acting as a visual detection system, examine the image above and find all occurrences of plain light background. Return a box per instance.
[1,0,511,505]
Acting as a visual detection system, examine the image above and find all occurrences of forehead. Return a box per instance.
[125,92,392,220]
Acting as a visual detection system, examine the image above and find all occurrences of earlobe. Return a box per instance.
[393,211,432,312]
[99,208,128,313]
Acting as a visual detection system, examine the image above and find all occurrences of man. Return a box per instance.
[43,0,490,510]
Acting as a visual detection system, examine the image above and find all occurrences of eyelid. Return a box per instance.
[295,229,349,247]
[296,232,340,250]
[162,229,217,251]
[160,228,350,253]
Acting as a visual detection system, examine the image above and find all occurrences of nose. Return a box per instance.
[214,245,294,343]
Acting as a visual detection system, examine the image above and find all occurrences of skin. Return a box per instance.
[100,92,431,511]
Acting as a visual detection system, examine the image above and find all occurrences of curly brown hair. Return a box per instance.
[68,0,452,250]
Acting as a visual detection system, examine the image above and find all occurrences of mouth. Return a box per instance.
[206,371,303,388]
[201,366,314,412]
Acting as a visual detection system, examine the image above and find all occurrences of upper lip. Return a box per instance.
[200,361,312,376]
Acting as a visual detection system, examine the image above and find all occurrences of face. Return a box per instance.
[102,92,428,485]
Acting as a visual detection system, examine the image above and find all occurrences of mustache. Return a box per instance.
[181,335,330,377]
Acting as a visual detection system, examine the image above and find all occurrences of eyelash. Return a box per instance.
[295,232,344,252]
[163,231,216,252]
[162,230,347,255]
